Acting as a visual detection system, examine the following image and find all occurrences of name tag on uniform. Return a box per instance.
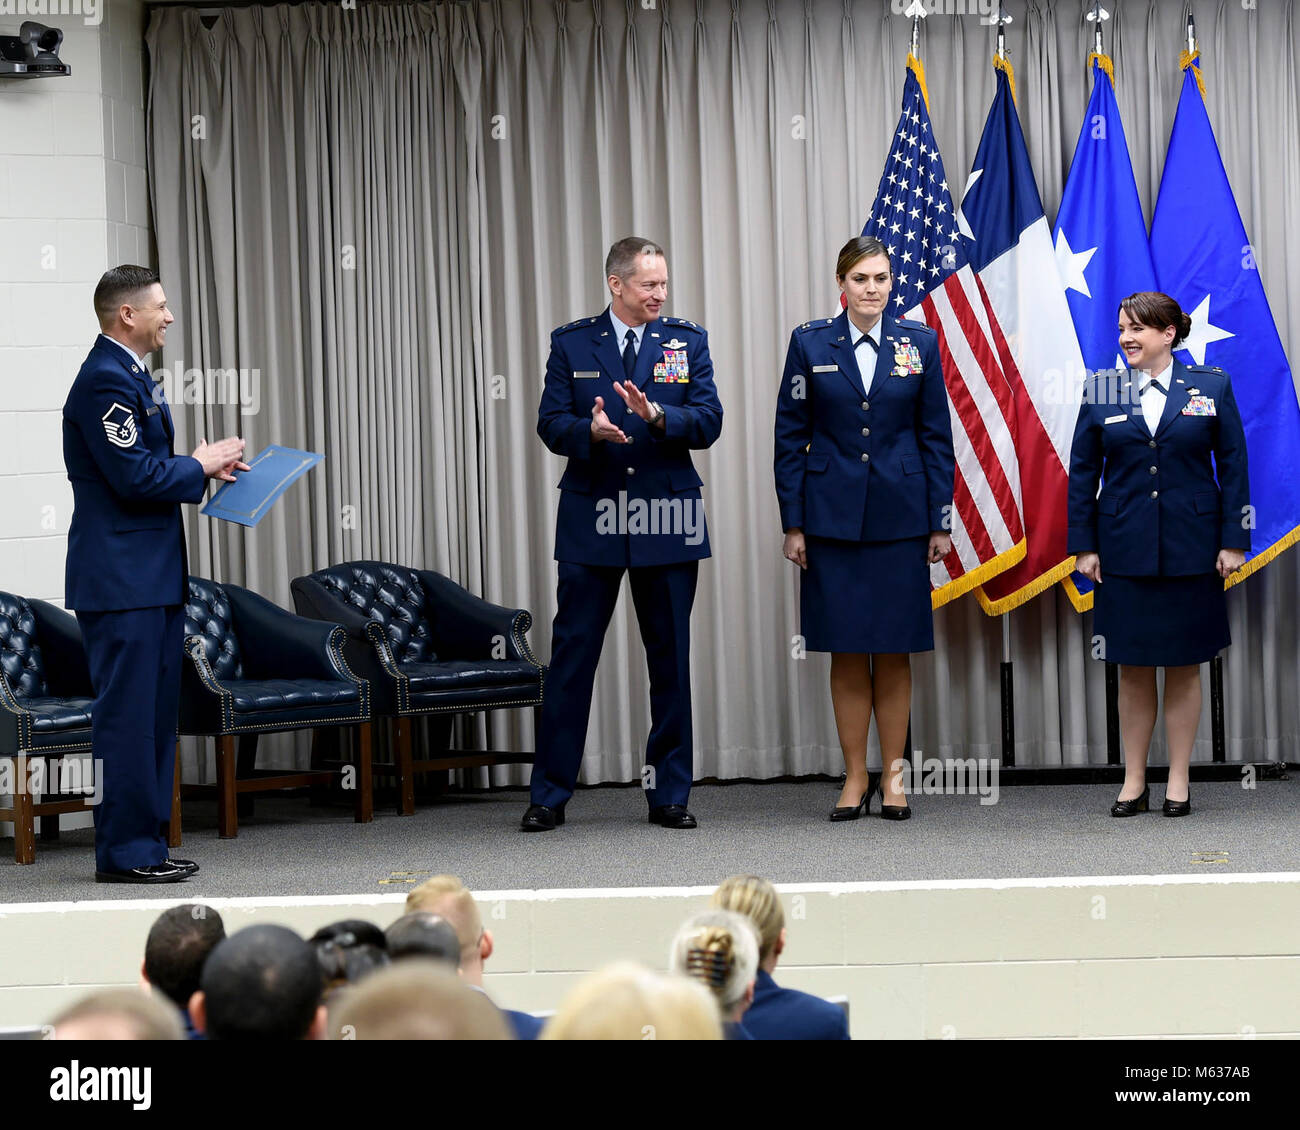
[574,371,600,379]
[145,405,160,417]
[1104,414,1126,425]
[812,364,838,373]
[1182,395,1216,416]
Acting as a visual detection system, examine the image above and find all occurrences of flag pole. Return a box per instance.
[904,0,924,56]
[1081,1,1123,768]
[1182,6,1228,763]
[1086,1,1109,56]
[987,1,1017,769]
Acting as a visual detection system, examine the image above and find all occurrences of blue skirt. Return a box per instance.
[1093,572,1229,666]
[801,535,933,653]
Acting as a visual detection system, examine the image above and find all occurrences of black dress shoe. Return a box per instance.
[880,803,912,820]
[95,862,191,884]
[829,773,879,822]
[521,804,565,832]
[1111,785,1150,817]
[648,805,697,829]
[166,858,200,874]
[1162,791,1191,817]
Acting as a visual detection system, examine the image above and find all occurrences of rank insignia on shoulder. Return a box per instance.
[662,316,699,330]
[102,402,137,449]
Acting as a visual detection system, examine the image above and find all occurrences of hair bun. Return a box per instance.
[686,926,736,990]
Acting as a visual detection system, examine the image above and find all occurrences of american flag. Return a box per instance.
[863,58,1026,605]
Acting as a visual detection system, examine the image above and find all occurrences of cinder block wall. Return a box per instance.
[1,876,1297,1039]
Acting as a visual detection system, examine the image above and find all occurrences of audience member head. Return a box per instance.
[711,875,785,972]
[669,910,760,1024]
[543,962,722,1041]
[329,961,511,1040]
[140,903,226,1017]
[309,920,389,1002]
[385,913,461,967]
[406,874,489,982]
[52,989,184,1041]
[191,924,326,1040]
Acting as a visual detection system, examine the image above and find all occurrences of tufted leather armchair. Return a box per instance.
[180,577,374,837]
[291,561,544,815]
[0,590,151,864]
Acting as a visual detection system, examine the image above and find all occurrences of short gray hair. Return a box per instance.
[605,236,665,281]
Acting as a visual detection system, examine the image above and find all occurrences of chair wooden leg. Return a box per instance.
[168,743,182,848]
[353,722,374,823]
[13,755,35,864]
[216,735,238,838]
[394,717,415,816]
[40,756,59,842]
[236,734,259,819]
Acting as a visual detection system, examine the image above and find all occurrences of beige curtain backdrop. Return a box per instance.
[145,0,1300,784]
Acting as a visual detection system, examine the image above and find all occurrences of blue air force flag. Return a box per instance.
[1055,55,1159,610]
[1150,60,1300,586]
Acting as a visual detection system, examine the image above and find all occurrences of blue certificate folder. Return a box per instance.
[201,445,324,528]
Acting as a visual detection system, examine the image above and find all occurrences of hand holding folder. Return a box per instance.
[200,444,324,527]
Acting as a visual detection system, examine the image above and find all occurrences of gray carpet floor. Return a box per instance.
[3,778,1297,903]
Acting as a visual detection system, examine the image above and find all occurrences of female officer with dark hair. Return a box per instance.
[774,236,955,822]
[1068,291,1250,817]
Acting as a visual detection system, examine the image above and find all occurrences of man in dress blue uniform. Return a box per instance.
[63,266,248,882]
[523,238,723,831]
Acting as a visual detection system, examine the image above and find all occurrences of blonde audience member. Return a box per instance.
[52,989,184,1041]
[405,874,544,1039]
[330,961,511,1040]
[712,875,850,1040]
[669,909,760,1040]
[542,962,722,1041]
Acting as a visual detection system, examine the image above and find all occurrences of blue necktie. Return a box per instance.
[622,329,637,379]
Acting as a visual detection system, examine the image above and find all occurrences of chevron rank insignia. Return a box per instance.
[101,402,137,449]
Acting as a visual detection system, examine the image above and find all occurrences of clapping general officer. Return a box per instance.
[774,236,955,823]
[524,237,722,832]
[1069,291,1250,818]
[63,266,249,882]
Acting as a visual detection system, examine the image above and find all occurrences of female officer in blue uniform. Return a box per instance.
[774,237,955,822]
[1068,292,1249,817]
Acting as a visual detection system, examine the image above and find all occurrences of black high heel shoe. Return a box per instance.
[1162,790,1191,817]
[829,772,880,822]
[878,774,910,820]
[1110,785,1149,817]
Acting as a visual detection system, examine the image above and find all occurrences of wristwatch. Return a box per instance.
[650,402,666,426]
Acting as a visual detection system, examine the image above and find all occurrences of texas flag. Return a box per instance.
[959,62,1086,614]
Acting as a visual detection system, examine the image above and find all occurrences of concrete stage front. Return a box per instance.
[2,780,1298,1038]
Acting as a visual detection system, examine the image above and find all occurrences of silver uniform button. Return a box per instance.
[1148,465,1157,474]
[861,453,869,462]
[1150,490,1158,499]
[861,427,870,437]
[861,401,870,411]
[1148,439,1157,448]
[626,436,634,445]
[627,467,636,475]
